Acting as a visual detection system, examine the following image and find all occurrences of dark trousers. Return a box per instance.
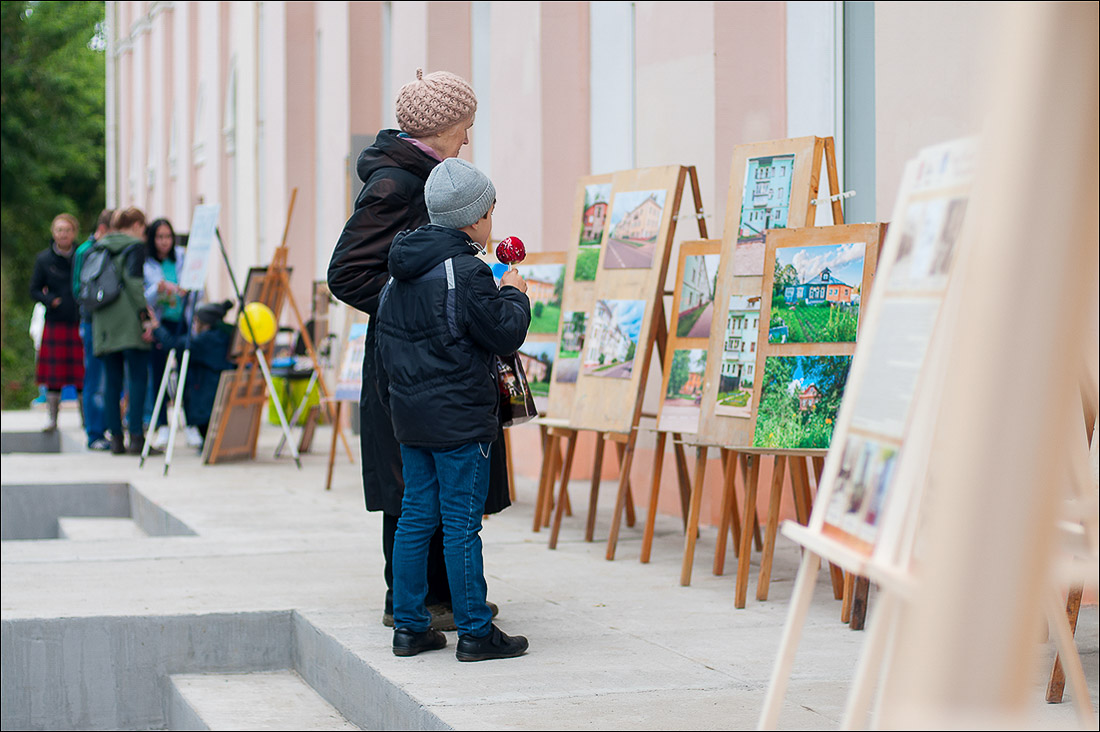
[102,349,149,438]
[382,511,450,615]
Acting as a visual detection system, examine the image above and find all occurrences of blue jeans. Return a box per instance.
[102,349,149,439]
[393,442,493,638]
[79,320,106,444]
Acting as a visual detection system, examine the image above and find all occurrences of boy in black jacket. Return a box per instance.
[376,158,530,661]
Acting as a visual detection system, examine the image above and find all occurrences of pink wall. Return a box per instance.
[348,2,384,138]
[538,2,590,253]
[284,3,317,305]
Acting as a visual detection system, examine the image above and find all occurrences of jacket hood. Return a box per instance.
[357,129,437,185]
[96,232,142,254]
[388,225,478,281]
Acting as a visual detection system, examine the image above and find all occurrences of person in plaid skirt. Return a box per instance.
[30,213,85,432]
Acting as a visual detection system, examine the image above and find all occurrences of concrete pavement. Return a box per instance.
[2,409,1096,729]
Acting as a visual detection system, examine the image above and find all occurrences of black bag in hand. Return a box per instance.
[496,353,538,427]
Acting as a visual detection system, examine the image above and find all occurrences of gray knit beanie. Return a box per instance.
[425,158,496,230]
[395,69,477,137]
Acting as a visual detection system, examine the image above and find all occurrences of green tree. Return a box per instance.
[0,1,105,407]
[666,348,690,397]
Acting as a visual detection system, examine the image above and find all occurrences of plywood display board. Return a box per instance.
[656,240,722,434]
[571,165,688,434]
[695,137,830,446]
[546,174,613,420]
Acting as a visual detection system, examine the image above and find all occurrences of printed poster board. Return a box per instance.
[178,204,220,291]
[810,139,976,560]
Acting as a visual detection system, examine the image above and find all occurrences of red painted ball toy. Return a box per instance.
[495,236,526,265]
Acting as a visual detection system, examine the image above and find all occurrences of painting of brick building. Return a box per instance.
[603,189,668,270]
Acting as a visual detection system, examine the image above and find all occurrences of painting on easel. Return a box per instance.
[714,294,762,418]
[658,348,708,433]
[574,182,613,282]
[515,262,564,334]
[821,434,899,552]
[517,339,556,412]
[602,190,668,270]
[675,253,720,338]
[736,153,796,271]
[582,299,645,378]
[768,241,866,344]
[753,355,853,449]
[555,310,586,384]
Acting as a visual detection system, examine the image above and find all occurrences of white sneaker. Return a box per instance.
[184,425,203,448]
[153,425,170,449]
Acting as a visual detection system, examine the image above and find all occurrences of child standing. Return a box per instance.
[376,158,530,661]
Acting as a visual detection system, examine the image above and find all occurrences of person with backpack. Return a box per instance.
[71,208,114,449]
[85,207,154,455]
[30,213,85,433]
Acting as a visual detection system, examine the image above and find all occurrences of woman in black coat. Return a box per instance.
[30,214,85,432]
[327,69,507,631]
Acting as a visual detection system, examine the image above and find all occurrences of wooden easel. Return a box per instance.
[538,166,707,555]
[204,190,354,465]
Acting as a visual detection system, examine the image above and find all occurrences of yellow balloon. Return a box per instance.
[238,302,277,345]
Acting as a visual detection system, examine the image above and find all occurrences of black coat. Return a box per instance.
[376,225,531,450]
[326,131,513,515]
[30,246,80,324]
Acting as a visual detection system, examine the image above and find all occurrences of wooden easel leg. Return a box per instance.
[324,401,342,491]
[734,454,762,608]
[547,431,576,530]
[757,455,787,601]
[797,456,844,599]
[673,439,691,530]
[841,572,856,623]
[1046,584,1084,703]
[759,551,822,730]
[533,430,560,532]
[605,431,638,561]
[679,445,708,586]
[1044,585,1094,726]
[548,431,580,550]
[640,431,668,564]
[585,432,606,542]
[713,449,737,576]
[616,441,637,528]
[849,577,870,630]
[503,428,516,503]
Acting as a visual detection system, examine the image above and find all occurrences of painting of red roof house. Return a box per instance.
[769,241,865,344]
[574,183,612,281]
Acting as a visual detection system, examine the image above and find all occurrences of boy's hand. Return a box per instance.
[500,268,527,293]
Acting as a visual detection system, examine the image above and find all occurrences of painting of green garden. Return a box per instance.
[753,355,852,449]
[768,242,865,344]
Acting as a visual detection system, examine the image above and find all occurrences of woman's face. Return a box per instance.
[51,220,76,251]
[154,224,174,259]
[436,116,474,159]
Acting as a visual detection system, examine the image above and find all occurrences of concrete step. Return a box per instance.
[57,517,147,540]
[167,670,359,731]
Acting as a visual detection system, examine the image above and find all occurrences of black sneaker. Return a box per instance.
[392,628,447,657]
[455,624,528,662]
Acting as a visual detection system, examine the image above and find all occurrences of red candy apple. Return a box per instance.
[495,236,526,265]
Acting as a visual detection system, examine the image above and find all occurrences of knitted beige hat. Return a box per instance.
[395,69,477,138]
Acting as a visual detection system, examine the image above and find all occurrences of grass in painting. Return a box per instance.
[529,302,562,334]
[769,302,858,344]
[574,248,599,281]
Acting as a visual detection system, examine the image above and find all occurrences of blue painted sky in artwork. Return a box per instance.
[776,241,865,287]
[601,299,645,343]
